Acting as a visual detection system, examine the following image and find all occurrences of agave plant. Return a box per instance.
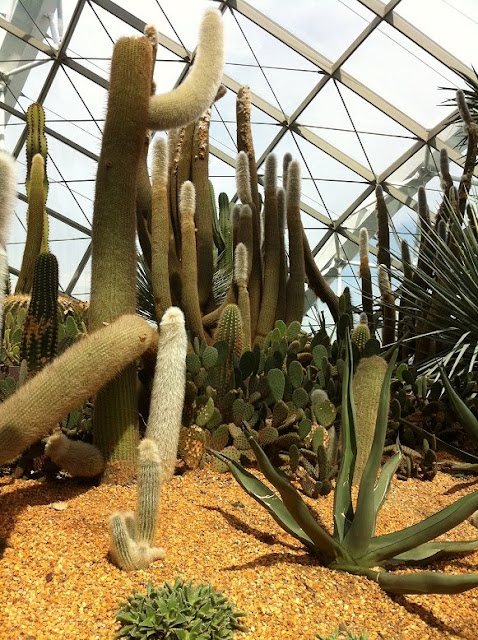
[440,365,478,473]
[213,329,478,595]
[395,198,478,376]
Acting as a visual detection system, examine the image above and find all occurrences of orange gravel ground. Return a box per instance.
[0,470,477,640]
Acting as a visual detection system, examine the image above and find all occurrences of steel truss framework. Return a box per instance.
[0,0,477,304]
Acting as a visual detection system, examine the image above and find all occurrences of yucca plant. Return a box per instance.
[212,326,478,595]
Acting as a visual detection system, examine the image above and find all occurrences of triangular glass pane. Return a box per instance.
[209,155,236,202]
[43,66,106,150]
[6,200,27,271]
[248,0,374,62]
[71,257,92,301]
[223,9,319,116]
[343,22,466,128]
[2,113,25,155]
[51,236,91,292]
[146,0,218,51]
[396,0,478,63]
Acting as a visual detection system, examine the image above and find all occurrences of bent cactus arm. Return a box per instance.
[148,9,224,131]
[0,314,158,466]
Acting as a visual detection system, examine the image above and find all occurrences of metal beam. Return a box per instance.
[17,192,91,236]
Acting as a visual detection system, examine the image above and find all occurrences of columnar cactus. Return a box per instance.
[15,154,46,294]
[234,243,251,349]
[214,304,243,395]
[20,251,59,373]
[145,307,187,483]
[89,10,224,478]
[285,161,306,325]
[45,431,105,478]
[358,228,373,326]
[378,264,395,346]
[255,154,280,345]
[151,137,172,322]
[179,181,205,341]
[0,151,16,333]
[375,185,390,271]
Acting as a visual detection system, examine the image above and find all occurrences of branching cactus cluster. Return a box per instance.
[138,86,339,352]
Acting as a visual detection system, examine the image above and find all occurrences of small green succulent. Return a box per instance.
[115,578,246,639]
[317,629,368,640]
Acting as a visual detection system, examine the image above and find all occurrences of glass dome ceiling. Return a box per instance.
[0,0,476,322]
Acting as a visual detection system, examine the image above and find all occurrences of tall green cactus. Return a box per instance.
[358,228,373,326]
[214,304,243,395]
[20,251,59,374]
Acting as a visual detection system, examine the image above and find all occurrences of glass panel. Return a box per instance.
[52,237,91,292]
[299,80,417,175]
[343,22,465,128]
[43,66,106,150]
[6,199,27,270]
[222,9,320,116]
[272,131,370,220]
[209,155,236,202]
[1,112,24,155]
[396,0,478,64]
[247,0,373,62]
[71,257,91,301]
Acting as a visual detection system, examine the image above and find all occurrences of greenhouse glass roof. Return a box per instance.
[0,0,476,324]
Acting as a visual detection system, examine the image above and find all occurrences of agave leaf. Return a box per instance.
[386,539,478,566]
[333,331,356,543]
[373,448,402,516]
[440,365,478,443]
[209,450,315,550]
[366,491,478,564]
[376,569,478,595]
[344,348,398,556]
[241,427,344,561]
